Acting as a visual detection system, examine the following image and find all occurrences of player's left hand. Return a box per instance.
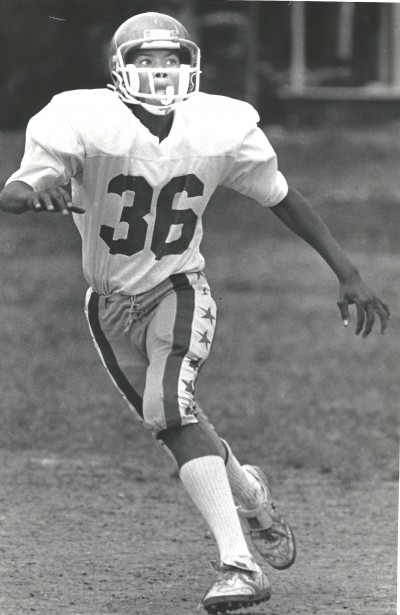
[337,273,390,338]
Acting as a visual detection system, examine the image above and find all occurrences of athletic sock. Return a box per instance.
[194,411,264,509]
[179,455,256,568]
[221,439,264,510]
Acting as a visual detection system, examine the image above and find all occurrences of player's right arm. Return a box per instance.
[0,95,86,216]
[0,180,83,215]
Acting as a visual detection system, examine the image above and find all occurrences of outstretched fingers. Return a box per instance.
[362,298,390,337]
[374,299,390,335]
[355,301,366,336]
[362,304,375,338]
[337,296,390,338]
[337,299,350,328]
[27,186,85,215]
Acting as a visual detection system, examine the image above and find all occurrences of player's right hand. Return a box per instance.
[26,185,85,215]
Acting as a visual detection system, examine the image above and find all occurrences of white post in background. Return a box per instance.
[337,2,355,64]
[290,1,306,91]
[377,3,390,85]
[391,3,400,88]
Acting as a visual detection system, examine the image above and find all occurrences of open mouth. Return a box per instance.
[155,86,173,94]
[155,86,175,104]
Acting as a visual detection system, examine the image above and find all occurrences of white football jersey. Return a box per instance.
[7,89,288,295]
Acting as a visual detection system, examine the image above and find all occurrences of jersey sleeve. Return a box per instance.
[6,98,85,192]
[221,120,288,207]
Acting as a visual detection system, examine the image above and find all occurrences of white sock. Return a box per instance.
[179,455,256,568]
[222,440,264,510]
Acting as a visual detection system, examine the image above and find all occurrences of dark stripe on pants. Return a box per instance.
[163,274,195,428]
[87,291,144,417]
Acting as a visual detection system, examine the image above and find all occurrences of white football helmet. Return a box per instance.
[108,12,201,115]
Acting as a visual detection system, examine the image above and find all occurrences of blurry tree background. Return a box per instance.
[0,0,399,127]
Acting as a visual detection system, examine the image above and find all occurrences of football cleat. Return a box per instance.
[237,465,296,570]
[201,561,271,614]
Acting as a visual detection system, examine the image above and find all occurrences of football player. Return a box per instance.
[0,11,390,614]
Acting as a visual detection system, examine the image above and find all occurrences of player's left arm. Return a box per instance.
[270,187,390,337]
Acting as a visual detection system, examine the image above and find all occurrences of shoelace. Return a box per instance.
[210,561,240,574]
[251,524,289,541]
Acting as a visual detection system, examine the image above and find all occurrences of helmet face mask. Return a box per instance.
[109,13,201,115]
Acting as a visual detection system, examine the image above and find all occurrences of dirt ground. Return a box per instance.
[0,127,398,615]
[0,448,396,615]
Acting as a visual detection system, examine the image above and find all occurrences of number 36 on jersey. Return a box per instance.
[100,173,204,261]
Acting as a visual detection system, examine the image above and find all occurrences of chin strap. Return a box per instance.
[107,83,174,115]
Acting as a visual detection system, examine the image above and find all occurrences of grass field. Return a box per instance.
[0,126,398,614]
[0,127,397,482]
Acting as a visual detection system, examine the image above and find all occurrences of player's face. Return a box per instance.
[127,48,181,105]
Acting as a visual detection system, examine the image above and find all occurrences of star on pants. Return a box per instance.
[200,307,216,325]
[182,379,195,394]
[187,357,201,370]
[196,329,211,349]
